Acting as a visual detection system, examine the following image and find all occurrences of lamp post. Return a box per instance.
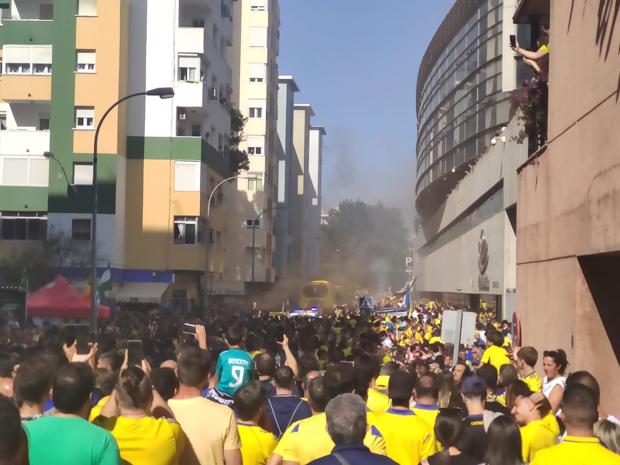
[205,174,256,310]
[90,87,174,334]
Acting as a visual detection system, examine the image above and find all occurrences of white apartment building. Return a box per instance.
[229,0,280,286]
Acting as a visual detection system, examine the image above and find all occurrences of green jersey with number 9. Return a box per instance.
[216,348,254,396]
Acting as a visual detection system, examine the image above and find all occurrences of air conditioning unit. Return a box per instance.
[178,111,187,120]
[208,87,218,100]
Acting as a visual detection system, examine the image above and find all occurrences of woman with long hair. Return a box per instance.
[484,415,523,465]
[542,349,568,414]
[421,408,479,465]
[95,363,185,465]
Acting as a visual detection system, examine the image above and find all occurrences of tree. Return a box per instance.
[227,108,250,175]
[1,228,92,291]
[321,200,409,294]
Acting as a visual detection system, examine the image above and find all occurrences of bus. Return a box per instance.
[298,280,338,315]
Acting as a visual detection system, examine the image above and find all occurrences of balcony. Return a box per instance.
[0,71,52,101]
[4,0,53,20]
[0,129,50,155]
[179,0,211,27]
[176,27,205,54]
[175,82,205,109]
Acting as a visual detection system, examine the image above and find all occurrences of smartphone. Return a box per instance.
[127,340,143,367]
[70,324,91,355]
[182,323,197,336]
[514,55,524,61]
[509,34,516,48]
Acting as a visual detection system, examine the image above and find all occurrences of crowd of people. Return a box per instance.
[0,300,619,465]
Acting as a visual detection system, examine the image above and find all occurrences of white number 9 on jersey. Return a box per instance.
[230,366,245,388]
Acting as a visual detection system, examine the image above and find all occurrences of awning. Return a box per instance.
[513,0,550,24]
[114,282,170,304]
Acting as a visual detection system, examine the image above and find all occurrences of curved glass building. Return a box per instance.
[416,0,515,216]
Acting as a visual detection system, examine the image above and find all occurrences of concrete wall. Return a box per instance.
[415,116,526,314]
[516,0,620,412]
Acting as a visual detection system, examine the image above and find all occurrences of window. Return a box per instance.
[3,45,52,76]
[77,0,97,16]
[0,156,49,187]
[2,158,28,185]
[6,63,31,74]
[248,99,265,119]
[249,107,263,118]
[174,216,200,245]
[33,63,52,74]
[249,63,266,83]
[174,161,200,192]
[0,114,6,130]
[247,174,263,192]
[73,163,93,185]
[178,54,200,82]
[246,135,264,155]
[76,51,96,73]
[249,27,268,47]
[277,160,286,203]
[39,4,54,20]
[75,107,94,129]
[250,0,266,11]
[39,116,50,130]
[72,219,91,241]
[0,212,47,241]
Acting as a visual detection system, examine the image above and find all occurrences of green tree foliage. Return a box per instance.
[227,108,250,175]
[321,200,409,293]
[1,229,91,291]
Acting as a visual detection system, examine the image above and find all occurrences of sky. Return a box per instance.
[278,0,455,226]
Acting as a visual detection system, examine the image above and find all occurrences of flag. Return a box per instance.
[97,264,112,304]
[404,276,416,317]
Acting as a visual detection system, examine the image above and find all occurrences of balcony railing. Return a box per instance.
[0,129,50,156]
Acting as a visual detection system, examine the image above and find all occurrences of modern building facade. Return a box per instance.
[228,0,280,291]
[283,103,325,281]
[416,0,521,217]
[413,0,523,314]
[514,0,620,413]
[274,75,299,279]
[0,0,235,309]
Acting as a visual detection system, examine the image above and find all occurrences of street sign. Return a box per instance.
[405,256,413,273]
[441,309,477,365]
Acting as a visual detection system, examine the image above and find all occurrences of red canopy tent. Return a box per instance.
[27,276,110,319]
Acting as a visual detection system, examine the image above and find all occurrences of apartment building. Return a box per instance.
[228,0,280,290]
[0,0,235,309]
[274,75,298,279]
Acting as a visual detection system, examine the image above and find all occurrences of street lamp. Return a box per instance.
[204,174,257,309]
[90,87,174,334]
[43,151,77,194]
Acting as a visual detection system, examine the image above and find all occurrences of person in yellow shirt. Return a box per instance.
[271,375,386,465]
[234,381,278,465]
[510,381,559,463]
[369,371,436,465]
[478,330,512,374]
[516,346,543,393]
[412,374,440,430]
[531,384,620,465]
[93,365,186,465]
